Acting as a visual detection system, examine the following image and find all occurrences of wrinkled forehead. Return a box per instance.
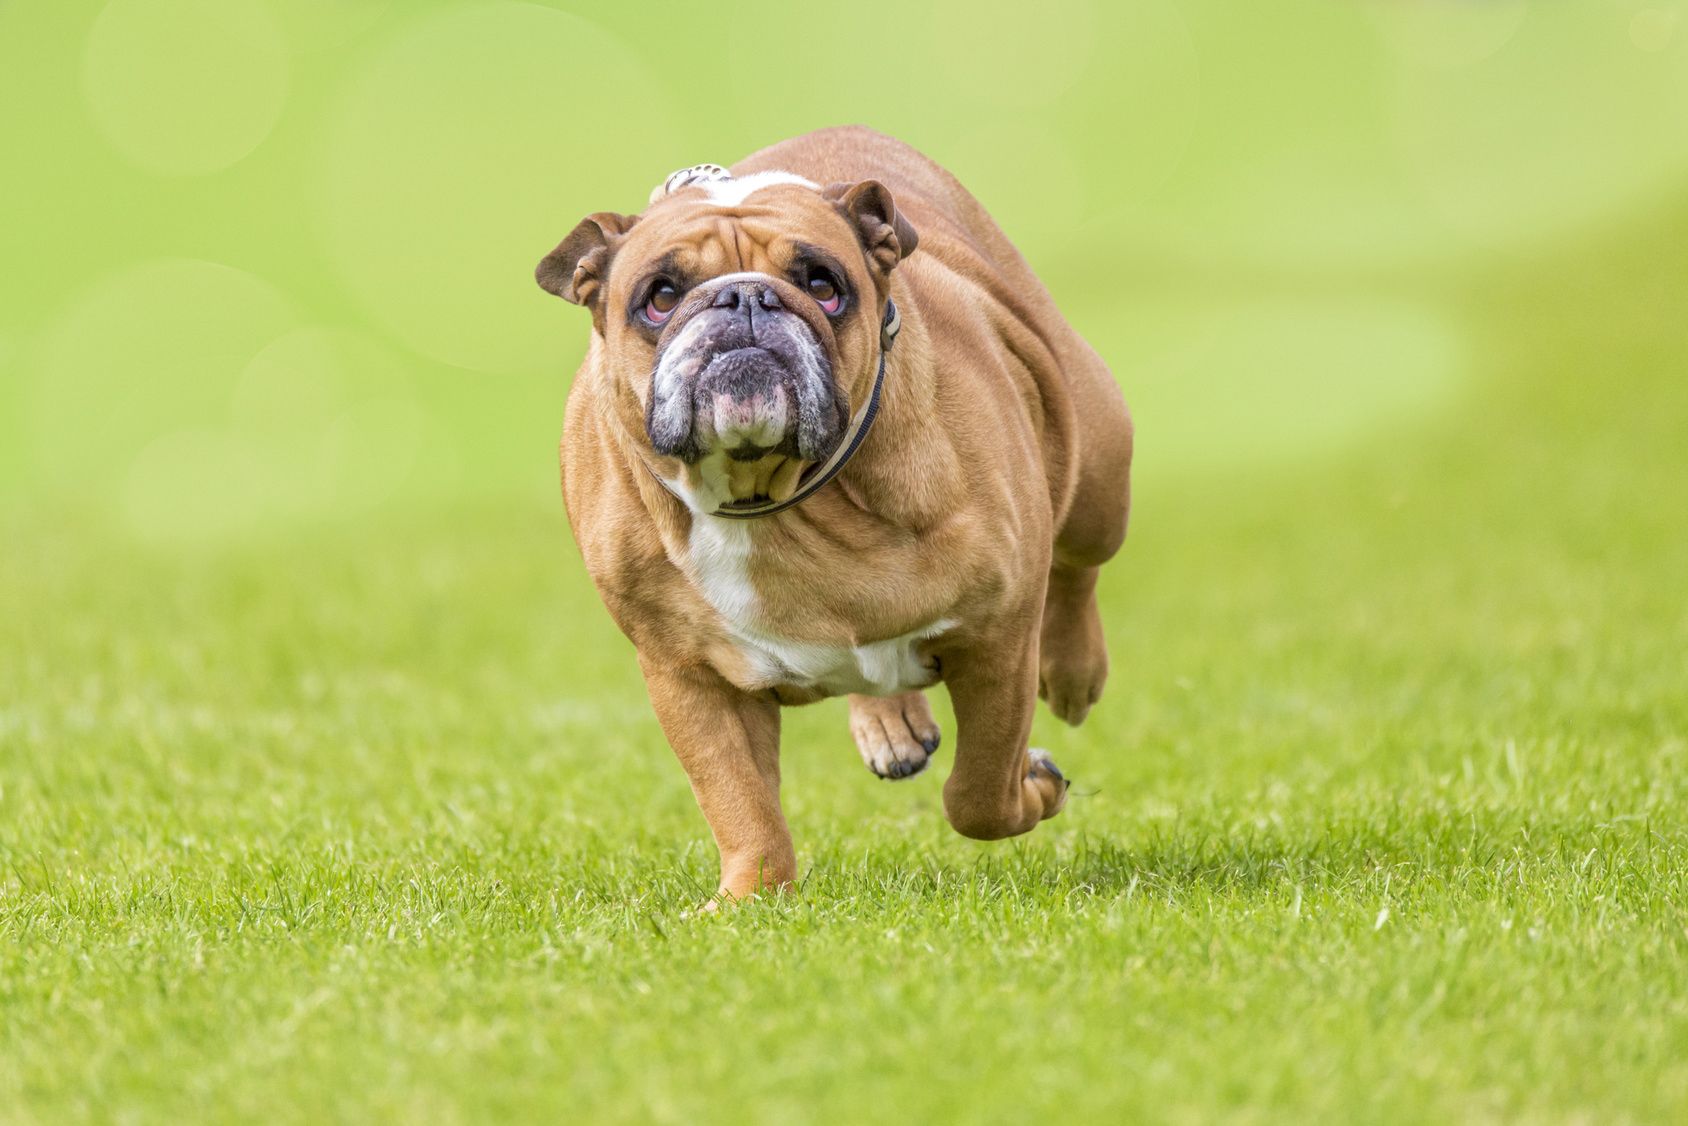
[618,185,859,285]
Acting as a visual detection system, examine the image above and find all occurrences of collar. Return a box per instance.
[645,298,900,520]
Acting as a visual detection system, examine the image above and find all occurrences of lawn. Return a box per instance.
[6,3,1688,1121]
[4,186,1686,1122]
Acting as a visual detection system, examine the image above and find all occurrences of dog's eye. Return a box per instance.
[806,268,844,315]
[645,280,680,324]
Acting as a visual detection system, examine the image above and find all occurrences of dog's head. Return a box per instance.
[536,167,917,471]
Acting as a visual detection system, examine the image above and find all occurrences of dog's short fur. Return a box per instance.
[538,127,1132,900]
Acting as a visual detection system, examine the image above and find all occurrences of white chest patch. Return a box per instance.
[686,518,953,696]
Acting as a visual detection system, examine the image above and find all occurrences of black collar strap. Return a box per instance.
[650,298,900,520]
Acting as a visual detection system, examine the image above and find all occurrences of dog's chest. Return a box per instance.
[685,520,950,696]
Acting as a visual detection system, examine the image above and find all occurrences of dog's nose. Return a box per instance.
[711,281,783,312]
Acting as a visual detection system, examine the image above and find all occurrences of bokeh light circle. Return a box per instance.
[1394,2,1688,248]
[123,427,272,544]
[1080,1,1445,273]
[316,395,425,515]
[28,259,296,492]
[317,3,679,375]
[83,0,289,176]
[267,0,393,49]
[117,323,431,544]
[1081,296,1463,476]
[1366,0,1527,69]
[950,117,1090,258]
[231,326,427,518]
[0,331,17,490]
[715,0,1194,225]
[928,0,1095,108]
[1631,7,1680,52]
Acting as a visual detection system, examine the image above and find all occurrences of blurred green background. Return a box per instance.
[4,0,1685,535]
[6,2,1688,1122]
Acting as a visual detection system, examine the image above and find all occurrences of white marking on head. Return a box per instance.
[650,165,819,208]
[700,171,819,207]
[687,270,780,290]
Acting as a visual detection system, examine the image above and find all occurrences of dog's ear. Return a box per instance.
[824,181,918,273]
[535,212,639,317]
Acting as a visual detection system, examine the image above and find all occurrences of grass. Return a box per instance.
[4,200,1688,1123]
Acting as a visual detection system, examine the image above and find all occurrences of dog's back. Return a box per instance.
[737,125,1132,565]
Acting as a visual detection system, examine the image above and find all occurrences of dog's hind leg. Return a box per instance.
[1053,340,1132,568]
[1040,342,1132,726]
[1039,563,1108,726]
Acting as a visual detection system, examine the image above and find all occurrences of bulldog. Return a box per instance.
[537,126,1132,901]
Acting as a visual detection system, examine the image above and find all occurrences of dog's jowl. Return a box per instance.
[537,127,1133,902]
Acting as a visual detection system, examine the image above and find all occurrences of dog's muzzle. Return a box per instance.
[646,278,843,464]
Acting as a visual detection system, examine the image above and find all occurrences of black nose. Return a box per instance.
[711,281,783,312]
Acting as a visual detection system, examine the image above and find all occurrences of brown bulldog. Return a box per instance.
[537,126,1132,901]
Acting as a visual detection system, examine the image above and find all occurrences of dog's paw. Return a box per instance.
[1038,576,1109,727]
[1026,747,1071,818]
[849,692,941,780]
[1038,656,1107,727]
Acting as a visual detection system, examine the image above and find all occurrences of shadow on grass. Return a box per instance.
[783,810,1679,912]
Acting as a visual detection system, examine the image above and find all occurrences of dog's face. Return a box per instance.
[537,171,917,471]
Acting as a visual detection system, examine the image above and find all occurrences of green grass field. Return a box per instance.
[6,2,1688,1122]
[5,193,1687,1122]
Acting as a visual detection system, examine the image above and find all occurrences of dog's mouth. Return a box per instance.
[646,297,846,468]
[695,347,801,461]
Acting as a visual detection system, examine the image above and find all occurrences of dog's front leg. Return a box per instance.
[940,632,1070,840]
[638,656,794,902]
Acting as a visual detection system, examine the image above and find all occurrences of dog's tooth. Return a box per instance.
[753,456,779,497]
[727,458,756,500]
[768,458,805,502]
